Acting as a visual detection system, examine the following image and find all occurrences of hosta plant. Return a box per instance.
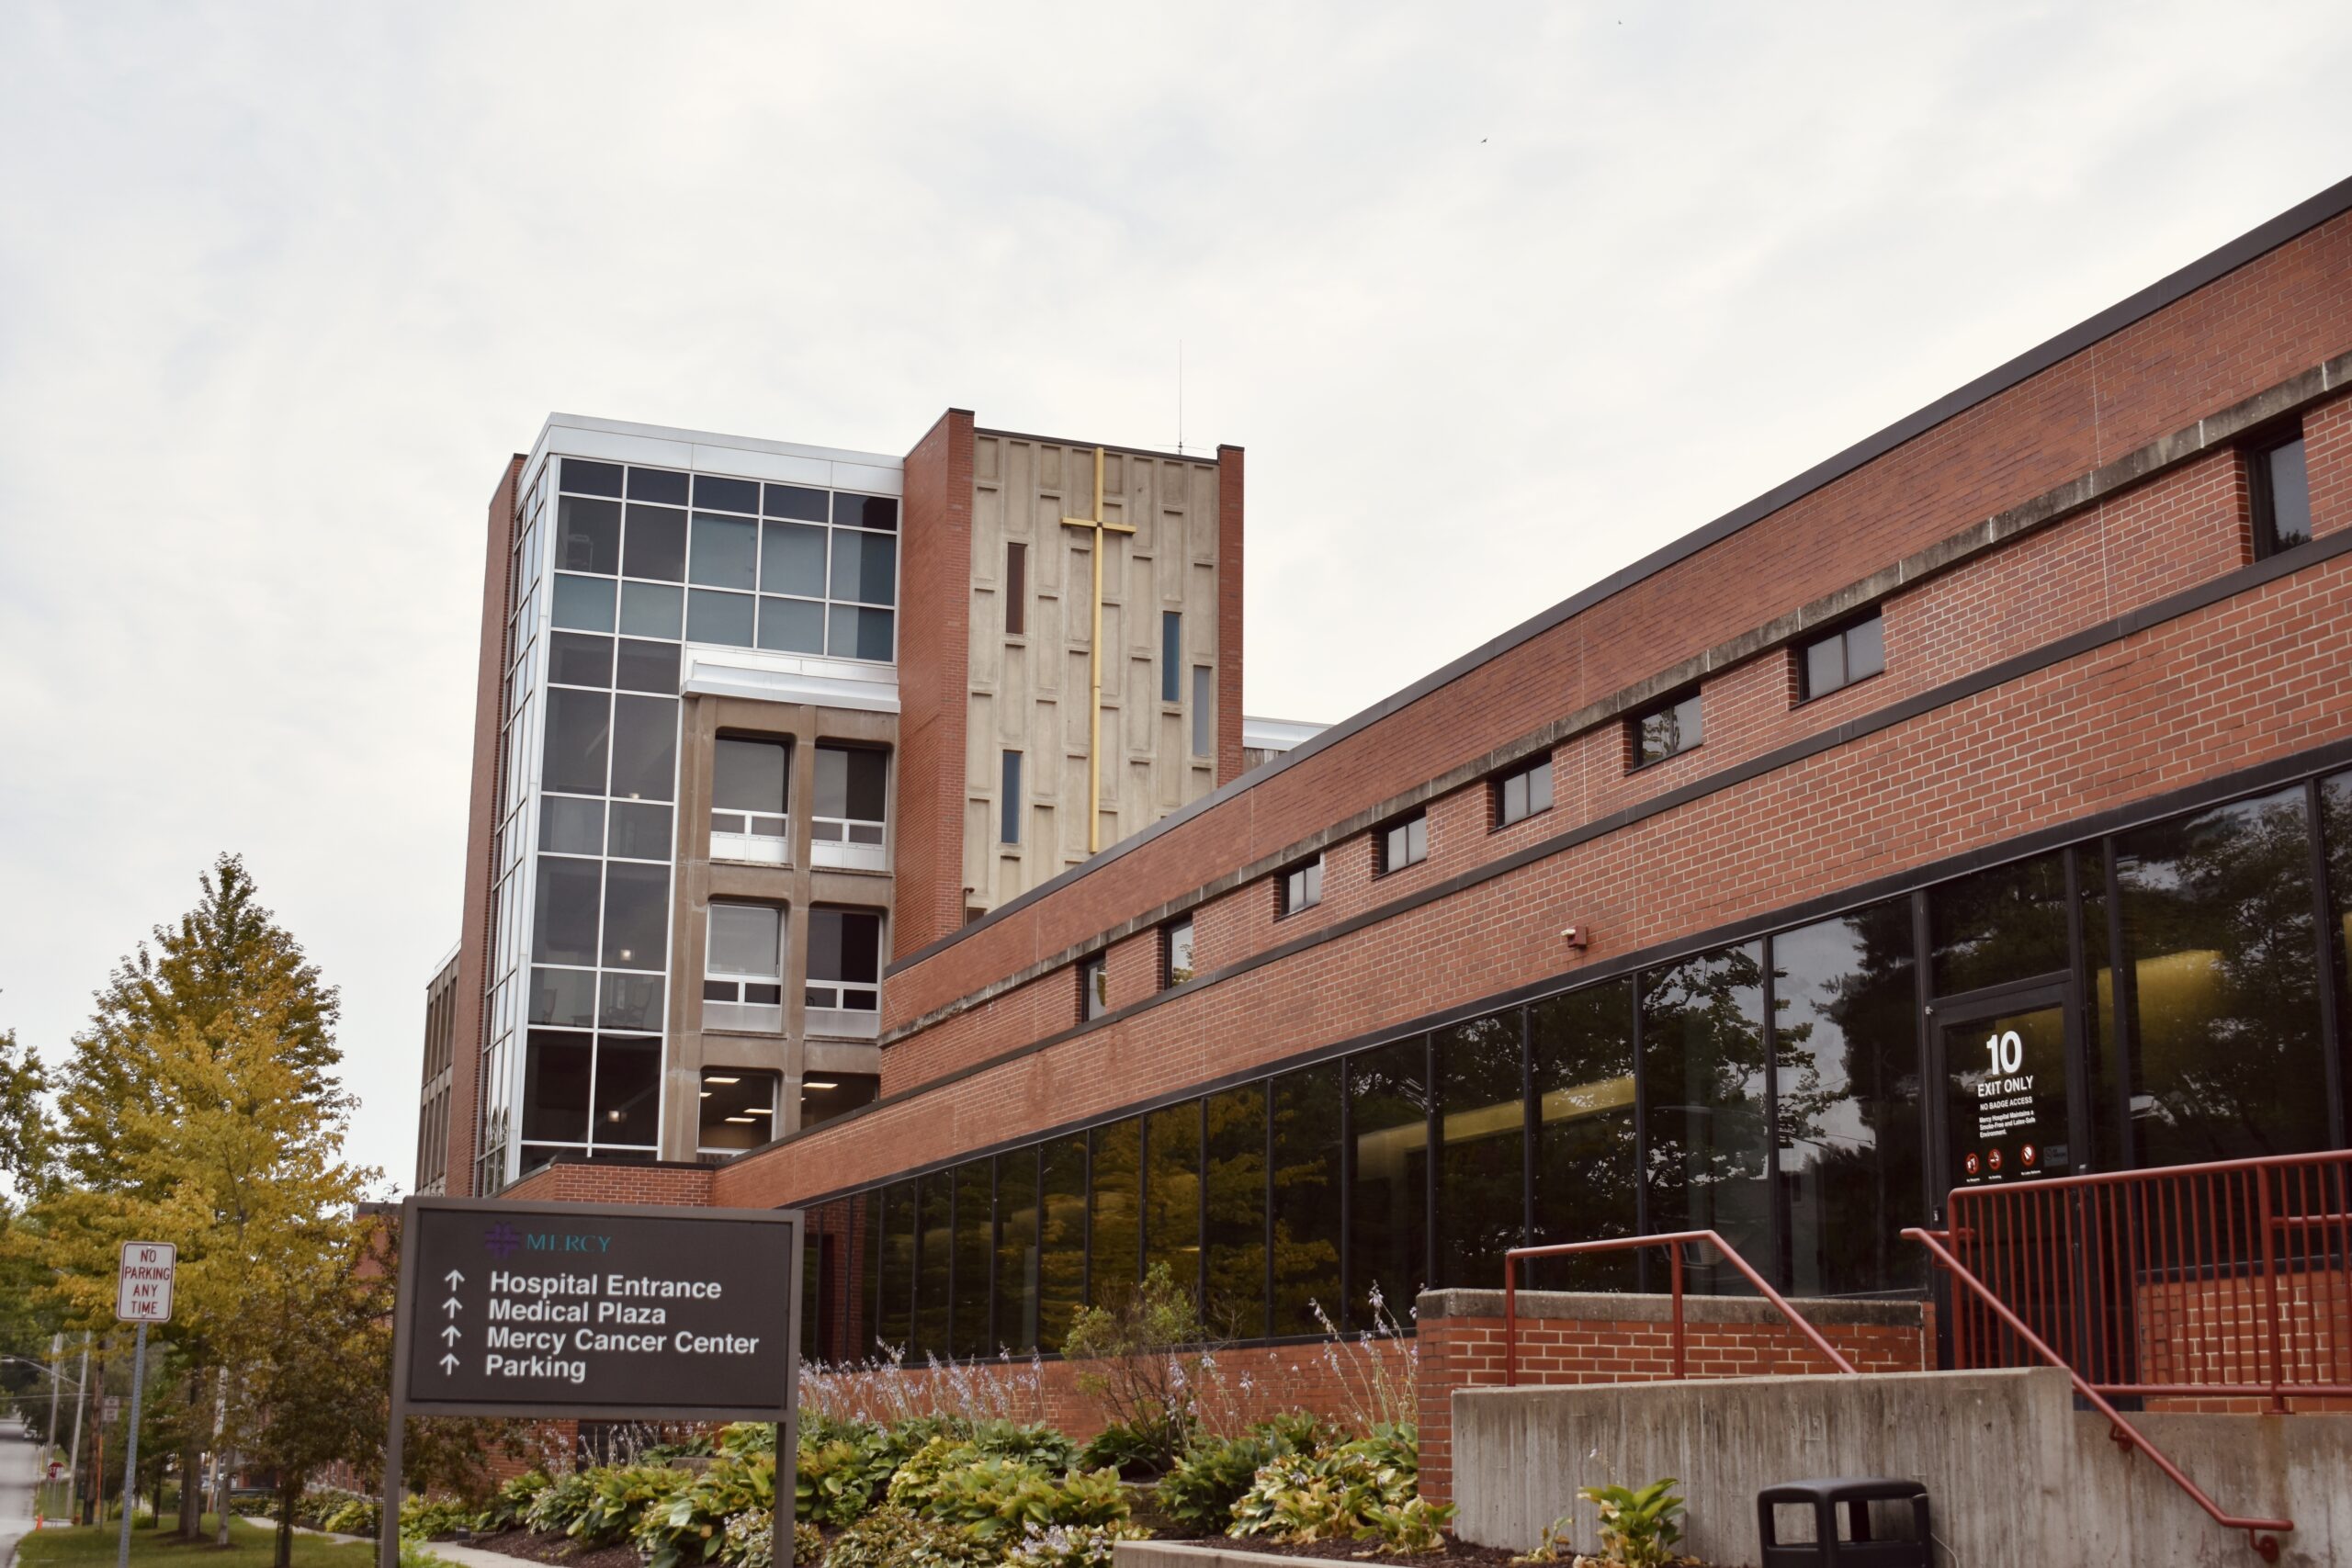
[474,1469,550,1534]
[1001,1520,1154,1568]
[716,1506,822,1568]
[1575,1480,1690,1568]
[637,1454,777,1568]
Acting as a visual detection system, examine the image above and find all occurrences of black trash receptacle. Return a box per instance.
[1756,1477,1930,1568]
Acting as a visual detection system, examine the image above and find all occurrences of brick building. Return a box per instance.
[443,179,2352,1382]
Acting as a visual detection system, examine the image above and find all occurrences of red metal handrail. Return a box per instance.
[1500,1230,1858,1387]
[1941,1147,2352,1406]
[1906,1224,2290,1562]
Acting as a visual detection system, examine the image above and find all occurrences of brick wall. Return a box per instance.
[501,1156,717,1207]
[448,454,524,1197]
[893,409,978,959]
[1412,1291,1930,1506]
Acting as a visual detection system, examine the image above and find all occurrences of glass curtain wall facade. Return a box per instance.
[479,453,900,1190]
[798,764,2352,1362]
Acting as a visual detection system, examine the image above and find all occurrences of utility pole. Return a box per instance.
[47,1333,62,1467]
[65,1335,89,1526]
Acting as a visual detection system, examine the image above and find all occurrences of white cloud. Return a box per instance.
[1,0,2346,1187]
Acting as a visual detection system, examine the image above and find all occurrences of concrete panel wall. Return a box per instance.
[1453,1369,2351,1567]
[964,434,1225,915]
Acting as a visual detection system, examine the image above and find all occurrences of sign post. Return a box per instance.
[114,1242,175,1568]
[381,1198,801,1568]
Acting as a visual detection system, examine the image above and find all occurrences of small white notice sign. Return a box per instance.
[116,1241,176,1323]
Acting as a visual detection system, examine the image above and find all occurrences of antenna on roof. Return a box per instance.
[1176,339,1184,456]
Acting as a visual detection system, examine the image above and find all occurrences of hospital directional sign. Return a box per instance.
[393,1195,800,1420]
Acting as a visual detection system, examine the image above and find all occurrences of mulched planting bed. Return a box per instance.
[468,1529,646,1568]
[1190,1536,1527,1568]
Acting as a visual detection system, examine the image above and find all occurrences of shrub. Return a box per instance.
[402,1498,480,1540]
[637,1453,776,1568]
[525,1471,600,1537]
[969,1420,1079,1473]
[821,1503,995,1568]
[1156,1418,1325,1536]
[318,1495,379,1537]
[717,1507,822,1568]
[797,1433,892,1526]
[921,1458,1128,1546]
[719,1422,778,1458]
[1227,1424,1453,1552]
[1577,1480,1689,1568]
[1074,1421,1174,1481]
[573,1467,694,1548]
[1001,1521,1153,1568]
[1060,1265,1216,1474]
[475,1469,551,1533]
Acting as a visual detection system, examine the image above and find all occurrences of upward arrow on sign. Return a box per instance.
[442,1298,462,1317]
[444,1269,464,1287]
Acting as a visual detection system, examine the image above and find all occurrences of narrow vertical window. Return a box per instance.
[2251,431,2312,558]
[1005,542,1028,636]
[1162,918,1196,987]
[1191,665,1211,756]
[1080,953,1109,1021]
[1001,750,1022,845]
[1161,611,1182,703]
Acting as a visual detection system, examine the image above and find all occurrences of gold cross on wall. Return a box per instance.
[1059,446,1136,854]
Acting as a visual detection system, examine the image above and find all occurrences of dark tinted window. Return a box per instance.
[690,514,758,590]
[1038,1136,1088,1350]
[521,1031,593,1144]
[1005,542,1027,635]
[560,458,623,497]
[606,801,672,861]
[2118,786,2327,1166]
[1270,1064,1342,1335]
[808,908,883,985]
[2329,774,2352,1147]
[1641,942,1769,1292]
[613,637,676,694]
[551,573,615,632]
[877,1181,914,1348]
[1378,812,1429,874]
[542,689,611,796]
[619,581,684,638]
[608,694,678,801]
[1002,752,1023,843]
[1145,1103,1203,1301]
[628,467,689,504]
[599,974,662,1032]
[800,1072,876,1129]
[838,493,899,531]
[1434,1012,1525,1290]
[558,496,622,573]
[538,795,604,856]
[623,505,687,581]
[764,483,828,521]
[915,1170,951,1358]
[600,862,669,969]
[1279,857,1324,916]
[818,744,888,820]
[1204,1084,1268,1339]
[952,1160,993,1360]
[2253,434,2312,556]
[1772,900,1924,1294]
[531,857,601,965]
[1346,1037,1430,1325]
[1800,613,1886,702]
[758,596,824,653]
[1528,979,1637,1291]
[1494,757,1554,828]
[1633,691,1703,768]
[1929,852,2070,995]
[548,631,613,688]
[688,589,756,647]
[994,1148,1041,1354]
[694,474,760,514]
[716,738,789,814]
[1090,1117,1141,1315]
[762,521,827,596]
[1161,612,1182,703]
[591,1036,660,1148]
[831,529,897,604]
[829,604,894,660]
[1080,953,1107,1020]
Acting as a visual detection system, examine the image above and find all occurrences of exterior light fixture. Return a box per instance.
[804,1079,838,1090]
[706,1075,741,1085]
[1561,924,1591,949]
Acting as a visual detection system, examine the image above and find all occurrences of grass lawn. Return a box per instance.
[16,1517,379,1568]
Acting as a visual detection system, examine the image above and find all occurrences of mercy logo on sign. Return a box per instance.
[116,1241,176,1324]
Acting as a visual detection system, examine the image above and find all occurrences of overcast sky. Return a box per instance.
[3,2,2347,1192]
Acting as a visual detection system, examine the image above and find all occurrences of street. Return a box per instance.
[0,1417,37,1568]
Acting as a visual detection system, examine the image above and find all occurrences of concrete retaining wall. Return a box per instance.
[1453,1368,2352,1567]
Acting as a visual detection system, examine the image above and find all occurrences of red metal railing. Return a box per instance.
[1500,1229,1858,1387]
[1905,1224,2292,1562]
[1937,1148,2352,1407]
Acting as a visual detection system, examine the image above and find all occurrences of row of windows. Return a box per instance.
[804,766,2352,1362]
[702,905,886,1013]
[710,737,889,839]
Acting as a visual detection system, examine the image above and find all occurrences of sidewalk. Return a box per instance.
[237,1515,527,1568]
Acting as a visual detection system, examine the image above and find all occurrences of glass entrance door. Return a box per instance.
[1938,987,2073,1213]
